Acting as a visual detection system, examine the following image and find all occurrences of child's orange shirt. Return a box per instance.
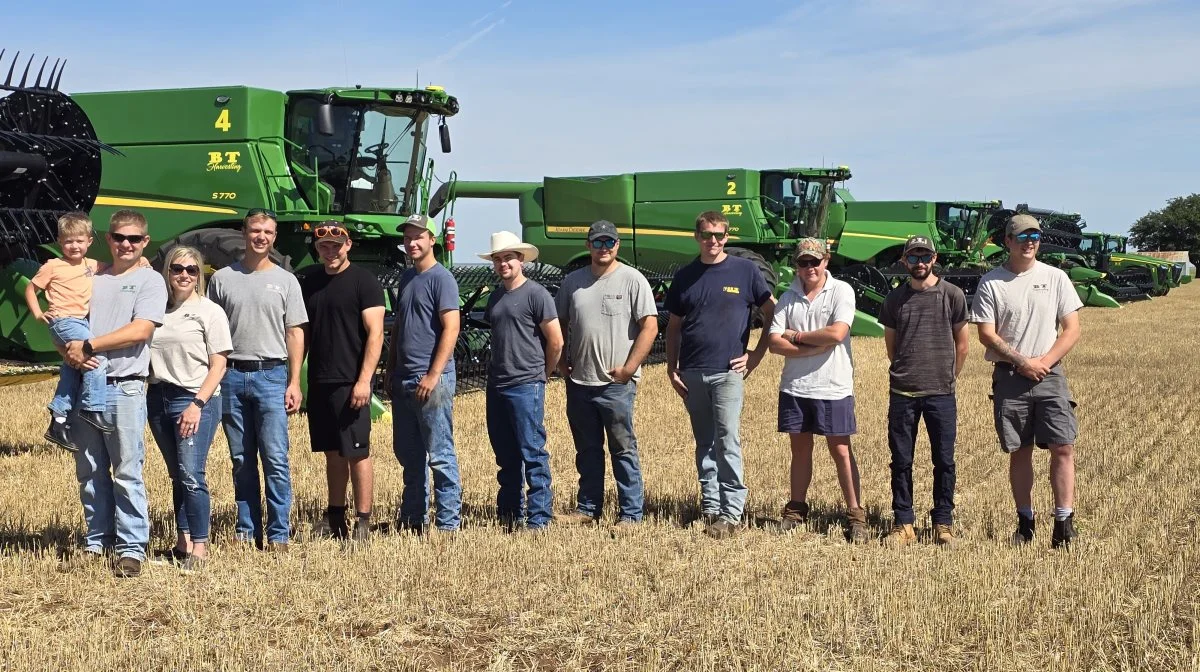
[30,258,101,319]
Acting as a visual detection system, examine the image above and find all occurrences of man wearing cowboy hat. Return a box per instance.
[480,231,564,532]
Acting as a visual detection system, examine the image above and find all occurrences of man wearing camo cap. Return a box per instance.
[970,213,1083,549]
[766,237,868,543]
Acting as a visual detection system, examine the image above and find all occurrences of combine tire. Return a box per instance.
[152,228,293,274]
[725,247,779,327]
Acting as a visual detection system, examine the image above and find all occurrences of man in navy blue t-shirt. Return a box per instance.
[665,210,775,539]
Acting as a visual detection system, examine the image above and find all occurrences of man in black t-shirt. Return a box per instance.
[301,222,386,541]
[879,236,968,547]
[664,211,775,539]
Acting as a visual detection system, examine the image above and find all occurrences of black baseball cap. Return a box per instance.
[588,220,619,242]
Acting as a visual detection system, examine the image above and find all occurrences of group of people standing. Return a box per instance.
[32,204,1082,579]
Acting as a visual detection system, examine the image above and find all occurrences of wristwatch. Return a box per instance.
[190,397,206,408]
[82,340,94,356]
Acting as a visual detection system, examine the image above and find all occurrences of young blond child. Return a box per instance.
[25,212,148,451]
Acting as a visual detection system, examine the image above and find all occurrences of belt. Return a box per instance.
[107,375,147,384]
[229,359,286,371]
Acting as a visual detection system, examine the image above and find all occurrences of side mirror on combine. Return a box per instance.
[790,178,804,197]
[317,102,335,136]
[439,118,452,153]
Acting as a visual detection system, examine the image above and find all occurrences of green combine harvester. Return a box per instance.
[1081,231,1180,294]
[428,166,892,337]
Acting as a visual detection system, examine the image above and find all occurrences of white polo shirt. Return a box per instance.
[768,272,856,400]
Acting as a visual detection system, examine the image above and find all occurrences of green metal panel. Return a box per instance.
[73,87,285,145]
[838,201,937,263]
[542,174,635,236]
[634,169,758,202]
[0,260,59,362]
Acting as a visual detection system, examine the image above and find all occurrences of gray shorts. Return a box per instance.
[989,364,1078,453]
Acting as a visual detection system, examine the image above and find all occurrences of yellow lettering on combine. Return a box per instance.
[214,109,231,132]
[723,286,740,294]
[205,151,243,173]
[726,181,737,196]
[720,204,743,216]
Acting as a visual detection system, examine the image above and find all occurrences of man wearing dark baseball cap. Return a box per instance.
[879,234,969,547]
[556,219,658,529]
[970,212,1083,549]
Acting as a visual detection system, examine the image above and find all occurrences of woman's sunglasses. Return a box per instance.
[109,232,147,244]
[169,264,200,276]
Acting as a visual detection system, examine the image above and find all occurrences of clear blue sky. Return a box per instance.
[9,0,1200,256]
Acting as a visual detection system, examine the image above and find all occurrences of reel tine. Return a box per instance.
[18,52,34,87]
[3,50,17,87]
[34,56,48,88]
[53,59,66,90]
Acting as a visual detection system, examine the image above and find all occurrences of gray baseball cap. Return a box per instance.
[403,213,440,236]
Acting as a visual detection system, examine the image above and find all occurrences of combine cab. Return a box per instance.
[0,50,119,384]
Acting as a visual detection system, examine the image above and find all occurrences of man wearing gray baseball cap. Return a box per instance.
[970,213,1083,549]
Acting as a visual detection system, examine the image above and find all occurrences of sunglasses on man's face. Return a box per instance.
[246,208,277,220]
[795,257,822,268]
[698,230,727,241]
[109,232,147,244]
[906,253,934,265]
[1015,231,1042,243]
[314,225,349,240]
[169,264,200,276]
[590,238,617,250]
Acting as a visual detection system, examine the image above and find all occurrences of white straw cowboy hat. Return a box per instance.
[478,230,540,263]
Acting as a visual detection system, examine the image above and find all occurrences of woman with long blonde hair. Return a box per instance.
[147,246,232,572]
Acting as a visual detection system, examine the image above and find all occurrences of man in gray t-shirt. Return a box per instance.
[62,209,167,578]
[970,214,1083,549]
[554,221,658,527]
[879,236,969,547]
[479,230,563,531]
[205,209,308,550]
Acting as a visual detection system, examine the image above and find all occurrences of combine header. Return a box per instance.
[0,50,119,382]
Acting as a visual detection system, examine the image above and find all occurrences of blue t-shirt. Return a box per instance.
[392,264,460,380]
[664,255,772,372]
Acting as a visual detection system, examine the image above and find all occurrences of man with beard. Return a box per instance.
[766,238,865,543]
[971,214,1082,548]
[555,220,658,529]
[879,236,969,547]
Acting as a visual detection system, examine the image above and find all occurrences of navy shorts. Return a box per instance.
[778,393,857,436]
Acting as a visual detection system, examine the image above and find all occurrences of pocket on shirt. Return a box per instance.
[600,296,630,317]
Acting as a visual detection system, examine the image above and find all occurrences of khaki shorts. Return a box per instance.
[989,364,1078,453]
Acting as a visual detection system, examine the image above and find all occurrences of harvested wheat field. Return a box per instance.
[2,285,1199,671]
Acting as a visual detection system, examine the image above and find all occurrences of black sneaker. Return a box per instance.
[44,419,78,452]
[79,409,115,433]
[352,521,370,543]
[1052,514,1077,549]
[1011,514,1036,546]
[312,515,348,540]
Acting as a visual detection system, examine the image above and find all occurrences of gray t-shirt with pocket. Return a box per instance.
[207,262,308,361]
[556,264,657,386]
[90,266,168,378]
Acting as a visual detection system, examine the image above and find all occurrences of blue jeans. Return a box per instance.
[565,379,645,521]
[148,382,221,543]
[71,379,149,560]
[220,366,292,545]
[393,371,461,530]
[48,316,106,415]
[486,382,552,528]
[888,393,957,525]
[679,369,747,522]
